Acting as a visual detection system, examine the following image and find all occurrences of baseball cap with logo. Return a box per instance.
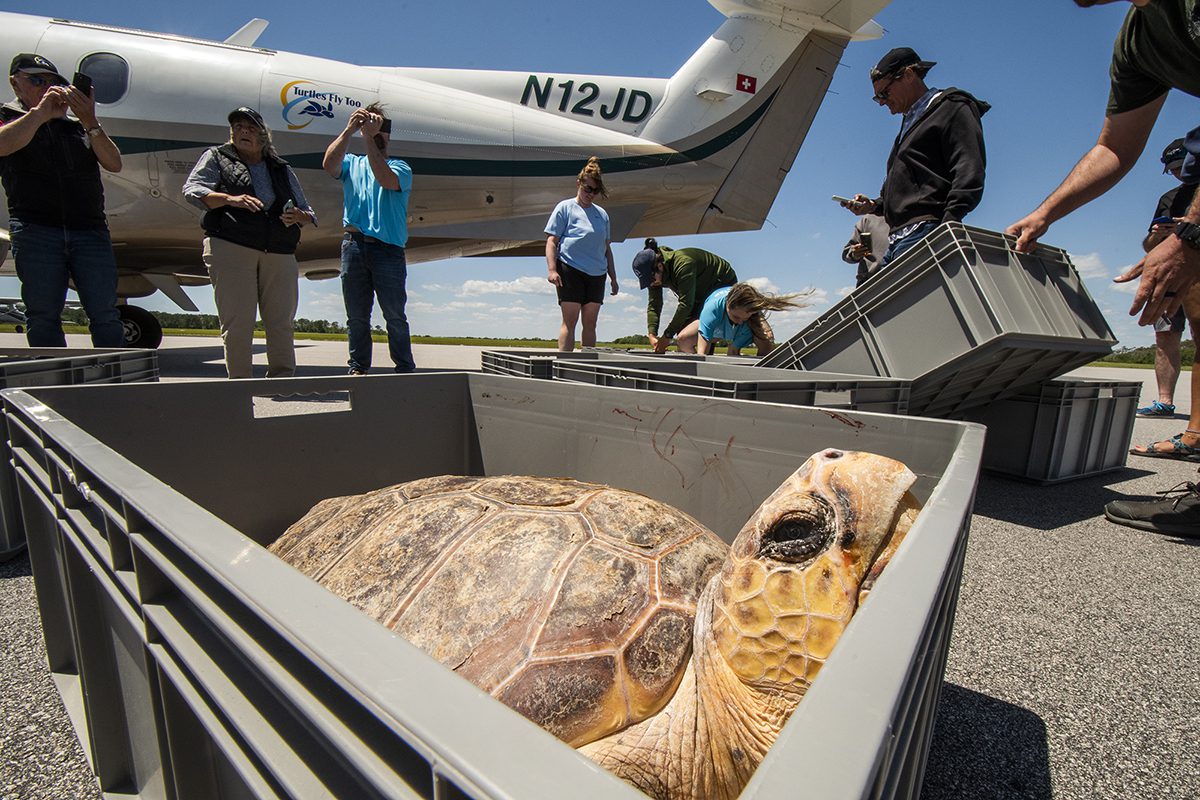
[8,53,67,84]
[228,106,266,129]
[632,248,659,290]
[1161,138,1187,172]
[869,47,937,81]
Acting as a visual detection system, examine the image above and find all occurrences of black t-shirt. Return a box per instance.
[1151,181,1199,228]
[1108,0,1200,114]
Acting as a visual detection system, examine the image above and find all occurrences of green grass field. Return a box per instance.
[0,324,648,350]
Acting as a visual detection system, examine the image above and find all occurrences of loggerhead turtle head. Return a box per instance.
[711,449,919,688]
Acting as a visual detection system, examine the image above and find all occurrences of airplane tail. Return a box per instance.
[641,0,888,232]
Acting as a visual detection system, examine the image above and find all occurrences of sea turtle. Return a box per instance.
[269,471,731,747]
[271,448,921,799]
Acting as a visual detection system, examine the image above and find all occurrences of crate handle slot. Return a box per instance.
[251,390,352,419]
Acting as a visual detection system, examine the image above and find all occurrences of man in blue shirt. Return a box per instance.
[323,102,415,373]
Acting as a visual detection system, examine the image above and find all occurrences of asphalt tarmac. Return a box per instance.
[0,335,1197,799]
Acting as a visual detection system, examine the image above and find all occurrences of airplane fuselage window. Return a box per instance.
[77,53,129,104]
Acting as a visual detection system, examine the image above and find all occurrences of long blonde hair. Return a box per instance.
[725,282,809,316]
[577,156,608,198]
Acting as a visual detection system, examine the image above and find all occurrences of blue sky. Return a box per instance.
[3,0,1196,348]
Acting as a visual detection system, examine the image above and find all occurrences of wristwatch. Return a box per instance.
[85,125,104,138]
[1175,221,1200,250]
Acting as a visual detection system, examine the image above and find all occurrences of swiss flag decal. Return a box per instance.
[736,74,757,94]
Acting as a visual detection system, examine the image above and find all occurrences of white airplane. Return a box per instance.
[0,0,888,346]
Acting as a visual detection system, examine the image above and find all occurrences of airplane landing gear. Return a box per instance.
[118,305,163,349]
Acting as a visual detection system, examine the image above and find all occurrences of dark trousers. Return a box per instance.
[340,232,415,373]
[10,219,124,348]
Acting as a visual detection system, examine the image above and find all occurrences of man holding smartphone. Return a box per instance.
[1135,139,1198,419]
[0,52,124,347]
[841,47,989,269]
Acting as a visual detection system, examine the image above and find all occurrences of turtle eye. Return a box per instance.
[758,496,835,563]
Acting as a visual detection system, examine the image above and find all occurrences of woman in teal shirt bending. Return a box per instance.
[697,283,807,356]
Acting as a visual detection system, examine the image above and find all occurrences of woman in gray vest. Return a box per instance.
[183,107,315,378]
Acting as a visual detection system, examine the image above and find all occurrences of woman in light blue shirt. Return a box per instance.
[544,157,619,351]
[698,283,807,356]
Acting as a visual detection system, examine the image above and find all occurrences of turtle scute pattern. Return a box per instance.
[270,474,729,746]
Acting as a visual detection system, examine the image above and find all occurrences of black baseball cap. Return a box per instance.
[9,53,67,84]
[228,106,265,129]
[632,248,658,289]
[1162,138,1187,171]
[870,47,936,81]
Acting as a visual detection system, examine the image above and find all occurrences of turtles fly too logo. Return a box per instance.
[280,80,365,130]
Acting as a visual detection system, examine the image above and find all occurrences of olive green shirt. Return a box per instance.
[646,246,738,337]
[1107,0,1200,115]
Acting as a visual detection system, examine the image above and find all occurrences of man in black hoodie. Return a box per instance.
[843,47,990,267]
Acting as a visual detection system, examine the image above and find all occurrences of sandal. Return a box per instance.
[1130,433,1200,462]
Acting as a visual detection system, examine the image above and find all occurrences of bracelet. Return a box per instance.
[85,125,103,137]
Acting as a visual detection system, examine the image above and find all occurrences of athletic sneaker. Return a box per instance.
[1136,400,1176,417]
[1104,481,1200,538]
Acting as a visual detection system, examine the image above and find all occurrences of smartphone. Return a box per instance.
[1151,216,1174,226]
[831,195,855,204]
[860,231,873,248]
[71,72,93,96]
[283,199,296,213]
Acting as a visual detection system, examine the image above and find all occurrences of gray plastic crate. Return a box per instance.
[3,374,982,800]
[0,347,159,561]
[951,378,1141,484]
[481,348,756,378]
[552,358,911,413]
[756,224,1116,417]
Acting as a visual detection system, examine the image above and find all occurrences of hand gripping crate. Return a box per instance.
[756,224,1117,417]
[0,347,159,560]
[951,378,1141,484]
[552,358,911,414]
[3,374,981,800]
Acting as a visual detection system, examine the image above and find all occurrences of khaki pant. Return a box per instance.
[203,237,299,379]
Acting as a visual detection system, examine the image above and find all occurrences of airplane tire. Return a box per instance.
[118,305,163,349]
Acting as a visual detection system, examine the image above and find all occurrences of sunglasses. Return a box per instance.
[580,183,601,195]
[872,71,905,104]
[19,72,60,87]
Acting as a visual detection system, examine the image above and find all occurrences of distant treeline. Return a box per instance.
[58,307,657,342]
[1100,339,1195,365]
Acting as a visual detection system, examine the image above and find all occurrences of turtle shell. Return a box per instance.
[270,475,729,746]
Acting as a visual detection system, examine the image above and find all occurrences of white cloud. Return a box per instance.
[1068,251,1108,279]
[459,275,549,296]
[745,276,780,293]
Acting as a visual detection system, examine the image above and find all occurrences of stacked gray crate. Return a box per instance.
[0,347,159,560]
[552,358,911,413]
[951,378,1141,483]
[481,348,757,378]
[3,373,982,800]
[757,224,1117,417]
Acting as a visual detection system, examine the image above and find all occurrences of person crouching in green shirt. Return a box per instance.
[631,238,753,353]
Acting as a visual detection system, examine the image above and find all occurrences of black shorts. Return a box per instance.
[556,260,606,305]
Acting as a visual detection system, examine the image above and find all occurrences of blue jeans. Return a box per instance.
[340,232,415,372]
[880,219,939,269]
[9,219,124,347]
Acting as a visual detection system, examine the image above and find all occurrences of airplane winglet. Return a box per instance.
[224,19,269,47]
